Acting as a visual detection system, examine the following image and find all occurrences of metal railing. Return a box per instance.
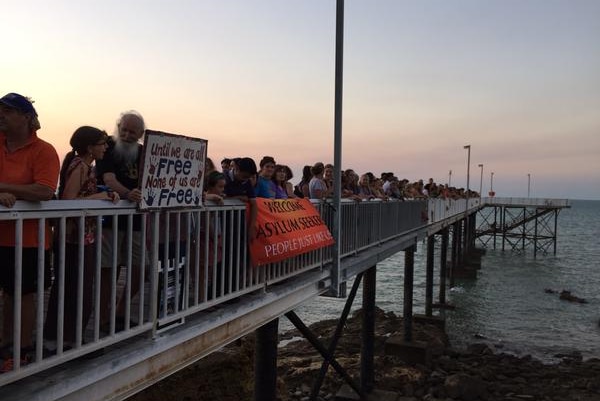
[0,196,472,385]
[427,197,481,223]
[482,197,570,208]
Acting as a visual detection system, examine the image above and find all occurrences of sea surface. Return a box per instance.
[287,199,600,362]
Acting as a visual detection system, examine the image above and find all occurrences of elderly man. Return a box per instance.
[95,111,145,332]
[0,93,59,366]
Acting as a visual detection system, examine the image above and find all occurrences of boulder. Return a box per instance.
[444,373,487,400]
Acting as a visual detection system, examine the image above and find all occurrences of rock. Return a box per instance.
[422,394,444,401]
[554,351,583,361]
[559,290,587,303]
[403,383,415,396]
[444,373,487,401]
[430,370,446,380]
[467,343,493,355]
[128,306,600,401]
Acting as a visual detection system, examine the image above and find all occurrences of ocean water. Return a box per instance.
[288,200,600,362]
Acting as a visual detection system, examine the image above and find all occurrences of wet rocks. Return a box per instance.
[545,288,588,303]
[444,373,487,400]
[559,290,587,303]
[129,307,600,401]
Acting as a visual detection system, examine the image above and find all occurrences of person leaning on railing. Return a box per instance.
[0,93,60,370]
[44,126,119,352]
[198,171,226,298]
[308,162,328,200]
[255,156,277,199]
[95,111,145,333]
[272,164,291,199]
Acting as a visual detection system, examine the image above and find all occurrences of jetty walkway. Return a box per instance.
[0,196,569,400]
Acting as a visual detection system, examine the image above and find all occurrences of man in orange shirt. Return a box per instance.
[0,93,59,367]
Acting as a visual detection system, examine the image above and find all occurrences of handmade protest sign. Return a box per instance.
[139,130,207,210]
[249,198,335,265]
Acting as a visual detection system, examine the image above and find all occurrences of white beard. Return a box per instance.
[113,137,139,163]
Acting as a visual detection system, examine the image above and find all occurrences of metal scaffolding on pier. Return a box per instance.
[475,198,570,258]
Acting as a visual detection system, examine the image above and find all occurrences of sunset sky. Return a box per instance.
[3,1,599,199]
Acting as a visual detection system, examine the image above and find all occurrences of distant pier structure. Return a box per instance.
[475,197,570,257]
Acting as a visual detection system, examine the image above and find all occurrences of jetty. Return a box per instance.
[0,196,569,401]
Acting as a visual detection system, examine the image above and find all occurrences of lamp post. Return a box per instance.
[464,145,471,252]
[490,172,494,197]
[478,164,483,198]
[464,145,471,198]
[448,170,452,186]
[527,173,531,198]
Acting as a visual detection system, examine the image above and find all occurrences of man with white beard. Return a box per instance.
[96,111,145,333]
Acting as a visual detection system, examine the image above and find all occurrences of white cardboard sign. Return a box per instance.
[139,130,207,210]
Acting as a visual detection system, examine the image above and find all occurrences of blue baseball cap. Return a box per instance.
[0,93,38,116]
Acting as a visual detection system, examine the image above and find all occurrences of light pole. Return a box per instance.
[490,172,494,196]
[527,173,531,198]
[448,170,452,186]
[464,145,471,198]
[464,145,471,252]
[478,164,483,197]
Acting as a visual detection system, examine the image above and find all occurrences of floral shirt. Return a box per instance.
[64,157,98,245]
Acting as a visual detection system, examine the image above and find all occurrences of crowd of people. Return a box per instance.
[0,91,477,372]
[203,157,480,204]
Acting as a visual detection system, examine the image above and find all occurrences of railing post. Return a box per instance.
[149,212,160,337]
[254,318,279,401]
[425,236,434,317]
[361,265,376,393]
[403,244,415,342]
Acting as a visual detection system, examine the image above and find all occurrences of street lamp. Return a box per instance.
[464,145,471,198]
[490,172,495,197]
[448,170,452,186]
[464,145,471,251]
[527,173,531,198]
[478,164,483,197]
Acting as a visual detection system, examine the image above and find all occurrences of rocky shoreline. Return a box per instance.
[130,307,600,401]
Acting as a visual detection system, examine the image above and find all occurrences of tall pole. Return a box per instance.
[464,145,471,199]
[448,169,452,186]
[527,173,531,198]
[331,0,344,295]
[464,145,471,253]
[478,164,483,198]
[490,172,494,195]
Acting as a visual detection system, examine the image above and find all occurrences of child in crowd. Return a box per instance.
[255,156,277,198]
[200,171,226,298]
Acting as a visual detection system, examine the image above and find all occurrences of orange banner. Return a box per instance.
[249,198,335,266]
